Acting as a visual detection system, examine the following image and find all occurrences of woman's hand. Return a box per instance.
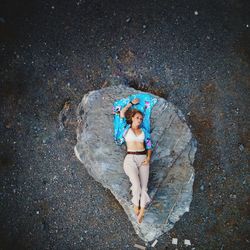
[142,156,150,166]
[131,98,140,105]
[121,98,140,117]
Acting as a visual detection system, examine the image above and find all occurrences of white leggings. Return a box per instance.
[123,154,151,208]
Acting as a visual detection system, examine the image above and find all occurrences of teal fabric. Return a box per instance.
[112,93,158,149]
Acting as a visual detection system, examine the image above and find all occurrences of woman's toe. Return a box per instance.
[137,213,144,224]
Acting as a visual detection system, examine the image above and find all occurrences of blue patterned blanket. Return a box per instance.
[112,93,158,149]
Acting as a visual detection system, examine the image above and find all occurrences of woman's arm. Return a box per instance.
[120,98,140,118]
[147,149,152,160]
[120,102,133,118]
[142,149,152,166]
[142,129,153,165]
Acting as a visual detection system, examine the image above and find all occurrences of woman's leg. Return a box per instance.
[138,161,151,208]
[123,155,142,211]
[136,155,151,223]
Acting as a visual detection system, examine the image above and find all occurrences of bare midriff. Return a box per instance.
[126,141,145,152]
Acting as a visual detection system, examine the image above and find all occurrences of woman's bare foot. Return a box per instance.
[137,208,145,224]
[134,205,140,216]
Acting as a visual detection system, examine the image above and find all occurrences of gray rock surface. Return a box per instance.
[74,85,197,242]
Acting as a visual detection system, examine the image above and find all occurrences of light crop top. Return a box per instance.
[124,128,145,143]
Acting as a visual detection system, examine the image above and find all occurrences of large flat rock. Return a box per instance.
[74,85,197,242]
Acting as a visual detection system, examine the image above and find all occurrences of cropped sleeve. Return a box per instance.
[143,128,153,150]
[115,116,128,145]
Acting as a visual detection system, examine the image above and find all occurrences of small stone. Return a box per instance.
[184,239,191,246]
[151,239,158,247]
[200,184,204,191]
[172,238,178,245]
[51,6,55,9]
[239,144,244,152]
[143,25,147,29]
[230,194,236,199]
[36,211,40,214]
[126,17,131,23]
[246,24,249,28]
[194,11,199,15]
[134,244,146,250]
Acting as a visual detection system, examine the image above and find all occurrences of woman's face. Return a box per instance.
[132,113,143,126]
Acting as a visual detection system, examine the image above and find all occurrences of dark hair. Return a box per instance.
[125,109,144,124]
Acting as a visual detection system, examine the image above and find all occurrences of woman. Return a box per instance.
[119,98,152,224]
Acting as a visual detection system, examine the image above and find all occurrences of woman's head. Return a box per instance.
[126,109,144,127]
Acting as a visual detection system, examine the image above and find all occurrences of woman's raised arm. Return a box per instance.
[120,98,140,118]
[120,102,132,118]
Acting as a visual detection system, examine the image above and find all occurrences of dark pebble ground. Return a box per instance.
[0,0,249,249]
